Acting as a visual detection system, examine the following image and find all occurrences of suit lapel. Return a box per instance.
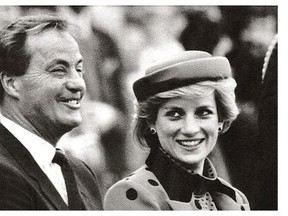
[74,171,90,209]
[68,156,103,210]
[0,124,68,210]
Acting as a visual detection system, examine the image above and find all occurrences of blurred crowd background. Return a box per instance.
[0,5,277,210]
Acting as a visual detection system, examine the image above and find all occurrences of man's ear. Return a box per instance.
[0,72,21,99]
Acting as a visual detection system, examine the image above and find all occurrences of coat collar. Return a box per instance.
[0,123,68,210]
[145,147,237,203]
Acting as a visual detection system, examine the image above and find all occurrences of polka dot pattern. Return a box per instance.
[148,179,159,186]
[110,148,249,210]
[192,192,217,210]
[126,188,138,200]
[207,168,215,178]
[194,199,202,209]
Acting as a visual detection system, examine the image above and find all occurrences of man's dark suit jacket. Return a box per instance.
[0,123,103,210]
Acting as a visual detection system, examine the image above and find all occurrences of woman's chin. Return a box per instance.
[176,152,206,167]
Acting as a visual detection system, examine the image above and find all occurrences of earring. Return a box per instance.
[150,128,157,134]
[218,126,223,132]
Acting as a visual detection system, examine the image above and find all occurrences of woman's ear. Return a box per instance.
[0,72,21,99]
[147,120,155,130]
[146,119,157,134]
[218,121,224,133]
[219,121,232,134]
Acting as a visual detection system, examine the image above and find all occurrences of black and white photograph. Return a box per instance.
[0,2,280,212]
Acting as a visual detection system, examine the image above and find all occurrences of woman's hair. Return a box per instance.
[132,77,239,148]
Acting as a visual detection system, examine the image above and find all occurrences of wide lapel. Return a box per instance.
[73,169,92,209]
[212,192,249,210]
[146,147,248,210]
[68,157,103,210]
[168,199,198,210]
[0,124,68,210]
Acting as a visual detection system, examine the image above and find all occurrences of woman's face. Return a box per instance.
[152,93,222,169]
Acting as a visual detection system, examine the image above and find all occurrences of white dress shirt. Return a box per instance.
[0,113,68,204]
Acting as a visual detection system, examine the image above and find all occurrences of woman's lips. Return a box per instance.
[176,138,205,148]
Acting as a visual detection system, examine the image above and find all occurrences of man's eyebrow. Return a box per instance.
[49,58,83,67]
[49,59,69,67]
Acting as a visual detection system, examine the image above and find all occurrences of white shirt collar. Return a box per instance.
[0,113,56,169]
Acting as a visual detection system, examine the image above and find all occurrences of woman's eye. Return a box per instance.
[197,109,213,118]
[165,110,183,119]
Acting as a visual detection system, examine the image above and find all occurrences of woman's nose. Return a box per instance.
[180,115,200,135]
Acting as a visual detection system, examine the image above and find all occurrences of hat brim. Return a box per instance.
[133,57,231,102]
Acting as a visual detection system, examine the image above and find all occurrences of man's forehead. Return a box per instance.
[26,29,79,53]
[27,28,76,45]
[25,29,82,65]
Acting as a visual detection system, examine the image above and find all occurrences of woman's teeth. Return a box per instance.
[177,139,204,147]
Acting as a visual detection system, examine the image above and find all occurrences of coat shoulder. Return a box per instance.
[218,177,250,206]
[104,165,170,210]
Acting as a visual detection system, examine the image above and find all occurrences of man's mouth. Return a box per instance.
[176,139,205,148]
[66,99,79,105]
[59,98,81,109]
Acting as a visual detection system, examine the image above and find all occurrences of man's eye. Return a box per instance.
[76,68,84,75]
[52,67,66,73]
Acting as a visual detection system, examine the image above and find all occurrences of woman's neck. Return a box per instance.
[158,147,205,175]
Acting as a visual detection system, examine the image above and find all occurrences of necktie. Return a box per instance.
[53,148,84,210]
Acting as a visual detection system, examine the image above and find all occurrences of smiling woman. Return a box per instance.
[154,93,221,173]
[104,50,250,210]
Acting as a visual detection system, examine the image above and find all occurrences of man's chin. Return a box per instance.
[60,118,82,132]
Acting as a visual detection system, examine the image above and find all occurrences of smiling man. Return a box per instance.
[0,15,102,210]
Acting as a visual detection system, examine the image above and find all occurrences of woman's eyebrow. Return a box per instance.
[197,105,216,109]
[163,105,182,110]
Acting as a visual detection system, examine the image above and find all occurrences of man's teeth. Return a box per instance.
[67,100,79,104]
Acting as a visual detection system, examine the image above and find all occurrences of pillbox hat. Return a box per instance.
[133,51,232,101]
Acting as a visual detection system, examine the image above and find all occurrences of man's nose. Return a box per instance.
[65,70,86,93]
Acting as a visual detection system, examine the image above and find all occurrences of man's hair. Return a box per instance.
[133,78,239,148]
[0,15,68,101]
